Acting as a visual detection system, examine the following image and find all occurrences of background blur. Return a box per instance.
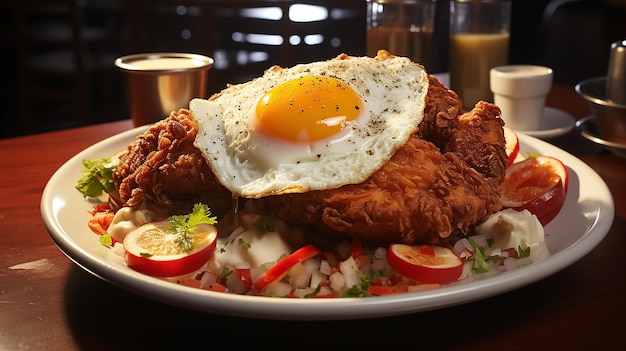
[2,0,625,138]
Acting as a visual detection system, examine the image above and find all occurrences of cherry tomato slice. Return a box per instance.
[124,221,218,277]
[386,244,463,285]
[504,127,520,166]
[501,156,568,225]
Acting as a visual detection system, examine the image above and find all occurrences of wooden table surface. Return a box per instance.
[1,84,625,350]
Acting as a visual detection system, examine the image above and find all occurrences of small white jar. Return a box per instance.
[490,65,553,131]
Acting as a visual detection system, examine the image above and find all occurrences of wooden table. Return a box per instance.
[1,84,625,350]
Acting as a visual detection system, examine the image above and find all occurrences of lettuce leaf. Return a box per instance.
[75,157,117,197]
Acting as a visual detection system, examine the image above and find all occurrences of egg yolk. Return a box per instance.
[255,76,363,142]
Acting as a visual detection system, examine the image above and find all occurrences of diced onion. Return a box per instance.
[319,260,332,275]
[292,287,315,298]
[199,271,219,288]
[112,241,125,257]
[470,235,489,247]
[370,258,387,273]
[502,257,519,271]
[318,286,334,296]
[453,238,472,255]
[374,247,386,259]
[339,257,360,288]
[225,272,245,293]
[329,272,345,292]
[250,263,270,283]
[264,281,293,297]
[288,262,311,288]
[310,270,327,289]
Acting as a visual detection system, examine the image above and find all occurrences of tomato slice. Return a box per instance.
[235,267,253,291]
[123,221,218,277]
[253,244,321,293]
[386,244,463,285]
[504,127,520,166]
[87,211,115,236]
[501,156,568,226]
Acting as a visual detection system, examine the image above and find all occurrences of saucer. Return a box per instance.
[576,116,626,157]
[516,107,576,139]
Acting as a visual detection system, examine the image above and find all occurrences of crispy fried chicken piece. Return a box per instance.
[417,75,464,147]
[113,109,230,213]
[265,77,507,247]
[419,76,506,183]
[113,76,506,247]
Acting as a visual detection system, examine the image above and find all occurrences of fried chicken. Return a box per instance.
[112,109,230,214]
[112,76,507,247]
[264,76,507,247]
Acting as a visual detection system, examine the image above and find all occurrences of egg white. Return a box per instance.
[190,51,428,198]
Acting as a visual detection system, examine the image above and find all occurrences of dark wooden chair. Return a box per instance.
[123,0,366,96]
[10,0,121,135]
[534,0,614,85]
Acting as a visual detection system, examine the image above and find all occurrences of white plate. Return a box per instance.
[517,107,575,139]
[41,127,614,320]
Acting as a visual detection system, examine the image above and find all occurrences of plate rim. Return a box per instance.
[40,128,615,320]
[517,107,575,139]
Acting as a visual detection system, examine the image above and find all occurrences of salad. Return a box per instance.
[76,128,568,298]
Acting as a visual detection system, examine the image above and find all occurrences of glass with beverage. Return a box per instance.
[449,0,511,110]
[367,0,436,72]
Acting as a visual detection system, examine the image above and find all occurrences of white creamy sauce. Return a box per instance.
[212,227,292,269]
[107,206,160,242]
[476,208,545,250]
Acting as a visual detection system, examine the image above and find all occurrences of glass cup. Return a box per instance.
[449,0,511,110]
[366,0,436,71]
[490,65,554,131]
[115,52,214,127]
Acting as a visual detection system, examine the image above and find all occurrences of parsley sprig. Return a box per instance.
[166,203,217,252]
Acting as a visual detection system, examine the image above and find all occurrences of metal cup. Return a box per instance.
[576,76,626,145]
[115,53,214,127]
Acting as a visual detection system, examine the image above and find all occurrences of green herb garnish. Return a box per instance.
[341,285,369,298]
[304,285,323,298]
[518,245,531,258]
[75,157,117,197]
[468,238,492,273]
[220,268,234,278]
[166,203,217,253]
[525,152,540,159]
[471,245,492,273]
[359,273,372,288]
[238,238,251,250]
[255,216,276,234]
[99,234,113,247]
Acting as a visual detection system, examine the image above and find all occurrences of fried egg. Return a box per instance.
[190,51,428,198]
